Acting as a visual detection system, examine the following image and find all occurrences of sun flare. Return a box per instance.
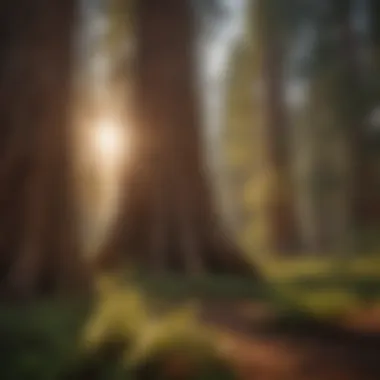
[78,113,128,258]
[93,116,125,166]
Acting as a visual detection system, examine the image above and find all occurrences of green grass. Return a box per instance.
[0,277,238,379]
[261,256,380,279]
[0,301,89,379]
[134,255,380,318]
[1,255,380,379]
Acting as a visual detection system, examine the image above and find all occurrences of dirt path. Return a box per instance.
[216,331,380,380]
[201,301,380,380]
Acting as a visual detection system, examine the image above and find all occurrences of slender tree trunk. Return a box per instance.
[337,0,374,248]
[369,0,380,76]
[0,0,91,299]
[256,0,299,254]
[361,0,380,228]
[292,0,370,255]
[97,0,257,277]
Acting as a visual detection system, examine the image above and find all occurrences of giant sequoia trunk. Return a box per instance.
[97,0,256,276]
[0,0,90,299]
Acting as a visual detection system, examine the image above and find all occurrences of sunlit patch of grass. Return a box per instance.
[292,290,359,319]
[82,274,231,377]
[0,276,235,379]
[125,303,215,366]
[345,257,380,276]
[259,257,338,280]
[257,255,380,317]
[83,275,150,349]
[257,256,380,280]
[266,278,380,323]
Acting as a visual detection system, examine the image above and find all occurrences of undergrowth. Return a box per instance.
[0,275,238,379]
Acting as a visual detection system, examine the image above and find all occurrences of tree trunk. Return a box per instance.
[361,0,380,229]
[337,0,373,248]
[255,0,299,254]
[97,0,257,277]
[0,0,91,299]
[296,73,353,254]
[369,0,380,70]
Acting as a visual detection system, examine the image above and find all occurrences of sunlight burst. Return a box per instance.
[93,116,125,166]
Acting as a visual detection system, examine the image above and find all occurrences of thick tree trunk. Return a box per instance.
[97,0,257,277]
[0,0,91,299]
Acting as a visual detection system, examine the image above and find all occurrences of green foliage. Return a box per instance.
[0,276,238,380]
[1,264,380,379]
[0,301,88,379]
[83,276,215,360]
[77,275,239,378]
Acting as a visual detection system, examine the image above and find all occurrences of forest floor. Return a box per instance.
[3,266,380,379]
[202,301,380,380]
[136,259,380,379]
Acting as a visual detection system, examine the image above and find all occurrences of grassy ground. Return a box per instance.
[1,255,380,379]
[259,255,380,279]
[137,254,380,319]
[0,279,239,379]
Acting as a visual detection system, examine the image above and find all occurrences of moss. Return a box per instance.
[1,269,380,379]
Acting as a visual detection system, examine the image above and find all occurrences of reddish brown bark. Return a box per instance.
[0,0,91,299]
[97,0,258,277]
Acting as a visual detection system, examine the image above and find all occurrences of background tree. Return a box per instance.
[290,0,355,254]
[253,0,300,254]
[362,0,380,235]
[223,1,271,256]
[222,0,380,256]
[0,0,90,299]
[291,0,380,254]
